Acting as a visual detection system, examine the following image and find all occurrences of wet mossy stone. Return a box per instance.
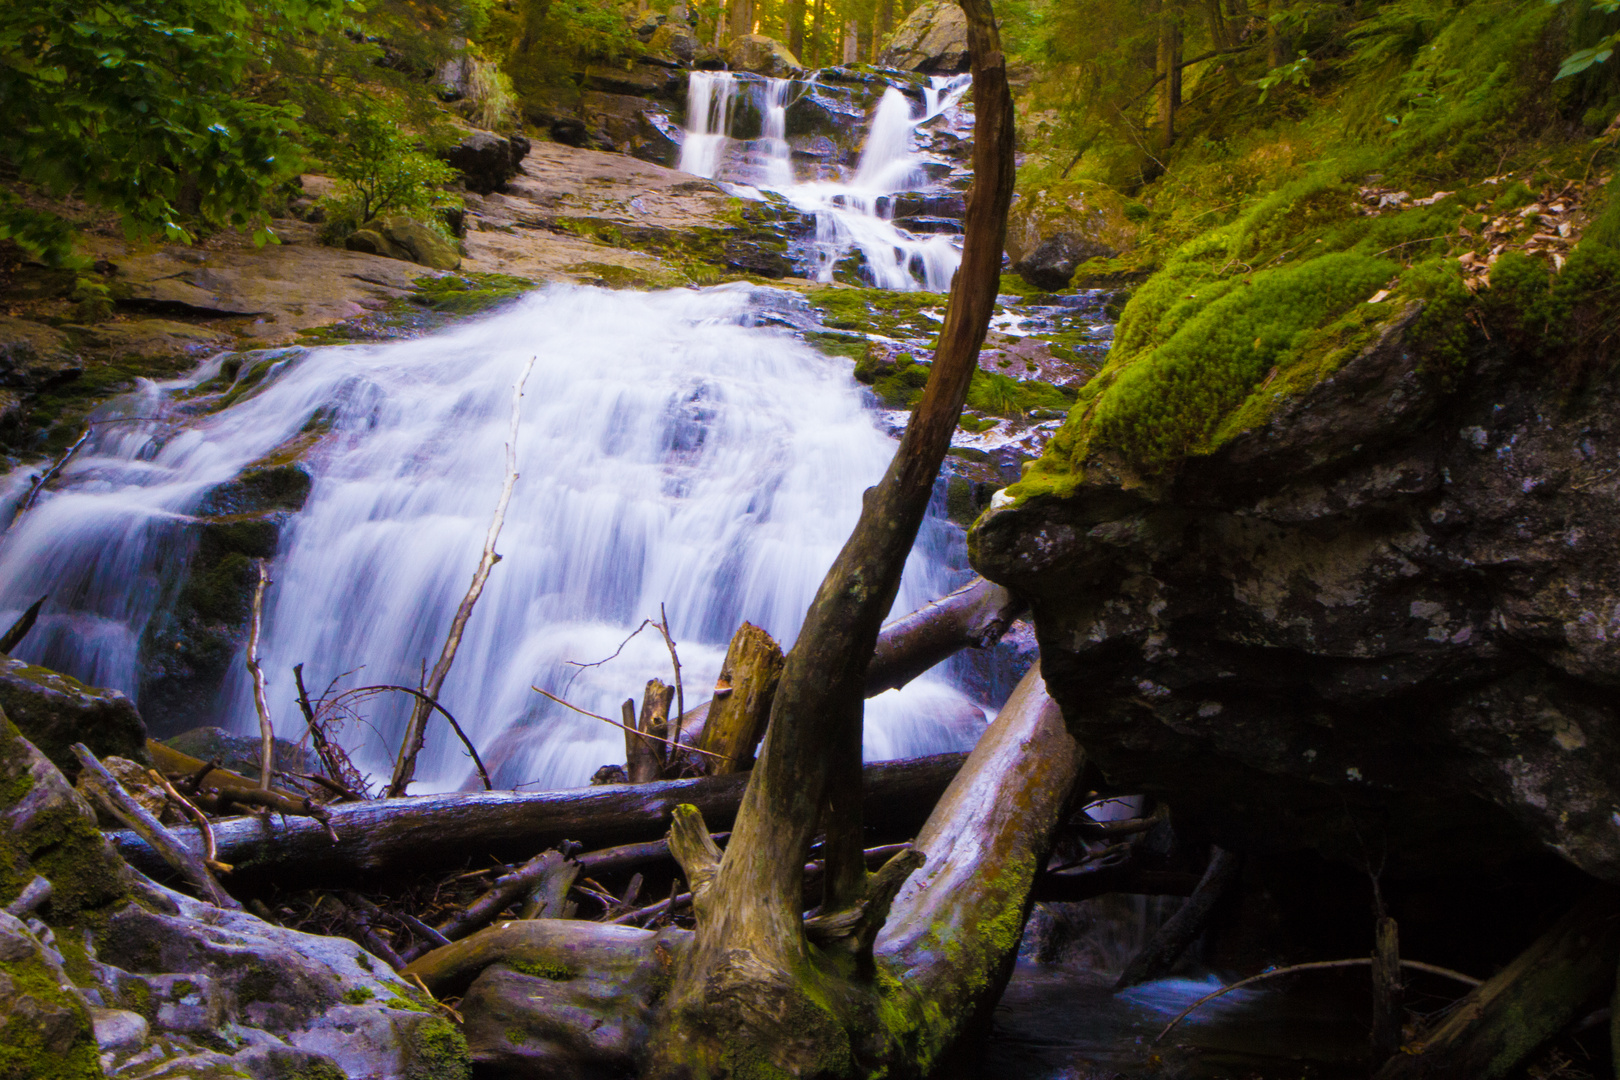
[0,707,131,922]
[0,659,147,780]
[162,727,319,785]
[195,464,312,517]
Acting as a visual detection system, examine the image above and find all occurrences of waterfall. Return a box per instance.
[678,71,971,292]
[0,286,986,793]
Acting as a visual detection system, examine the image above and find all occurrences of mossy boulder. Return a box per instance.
[1005,180,1140,291]
[346,217,461,272]
[723,34,804,78]
[138,449,314,735]
[0,660,147,780]
[878,0,970,73]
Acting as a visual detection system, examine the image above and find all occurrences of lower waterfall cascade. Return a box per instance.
[0,285,986,793]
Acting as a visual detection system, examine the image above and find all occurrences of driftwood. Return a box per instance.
[110,753,967,893]
[627,680,673,783]
[692,622,783,774]
[388,354,534,797]
[1114,845,1240,990]
[0,594,45,654]
[147,740,337,827]
[1377,886,1620,1079]
[674,575,1024,747]
[865,576,1025,695]
[246,560,274,791]
[73,743,241,910]
[1372,915,1403,1062]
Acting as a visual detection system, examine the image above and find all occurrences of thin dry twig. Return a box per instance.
[147,768,231,874]
[530,686,728,761]
[389,354,535,797]
[246,560,274,791]
[561,618,653,697]
[1154,957,1484,1043]
[657,603,685,746]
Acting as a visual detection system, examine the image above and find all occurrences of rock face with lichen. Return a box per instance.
[971,304,1620,882]
[0,705,471,1080]
[878,0,970,73]
[1004,180,1141,291]
[0,659,147,779]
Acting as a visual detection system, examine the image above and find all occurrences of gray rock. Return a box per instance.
[162,726,320,784]
[724,34,804,78]
[970,305,1620,882]
[91,1007,148,1051]
[0,658,148,778]
[879,0,970,73]
[649,21,699,64]
[442,130,520,195]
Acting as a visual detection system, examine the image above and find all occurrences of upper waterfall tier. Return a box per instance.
[677,70,973,292]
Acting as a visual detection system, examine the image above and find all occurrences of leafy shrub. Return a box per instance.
[315,104,460,244]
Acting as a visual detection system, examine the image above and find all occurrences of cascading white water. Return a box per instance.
[677,72,739,179]
[678,72,970,291]
[0,286,985,792]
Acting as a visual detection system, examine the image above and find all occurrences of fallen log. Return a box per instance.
[673,575,1024,746]
[1115,845,1241,990]
[1377,885,1620,1079]
[865,575,1025,695]
[109,752,967,893]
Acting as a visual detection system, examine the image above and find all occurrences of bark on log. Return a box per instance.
[873,664,1083,1069]
[1371,915,1404,1063]
[109,753,967,893]
[693,623,782,775]
[865,576,1025,695]
[675,575,1023,747]
[1377,886,1620,1079]
[628,680,674,783]
[1114,845,1240,990]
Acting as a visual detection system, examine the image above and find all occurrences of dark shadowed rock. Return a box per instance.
[971,307,1620,883]
[1005,179,1140,291]
[0,659,147,777]
[442,130,521,195]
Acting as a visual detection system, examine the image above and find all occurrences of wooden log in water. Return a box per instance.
[865,576,1025,695]
[1114,845,1241,990]
[1377,886,1620,1080]
[108,752,968,894]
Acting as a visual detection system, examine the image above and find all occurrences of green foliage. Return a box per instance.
[1547,0,1620,78]
[0,0,347,261]
[317,103,459,240]
[1090,252,1396,473]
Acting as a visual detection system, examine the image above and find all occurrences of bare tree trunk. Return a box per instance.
[645,0,1017,1070]
[1156,0,1183,149]
[808,0,825,65]
[729,0,755,40]
[842,18,859,64]
[693,623,783,775]
[1265,0,1292,67]
[787,0,807,59]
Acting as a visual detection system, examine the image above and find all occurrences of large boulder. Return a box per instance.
[878,0,970,73]
[1005,179,1141,291]
[970,295,1620,883]
[649,21,699,64]
[440,130,530,195]
[725,34,804,78]
[0,658,147,778]
[0,707,472,1079]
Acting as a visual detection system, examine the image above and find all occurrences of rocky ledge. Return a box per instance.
[971,307,1620,882]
